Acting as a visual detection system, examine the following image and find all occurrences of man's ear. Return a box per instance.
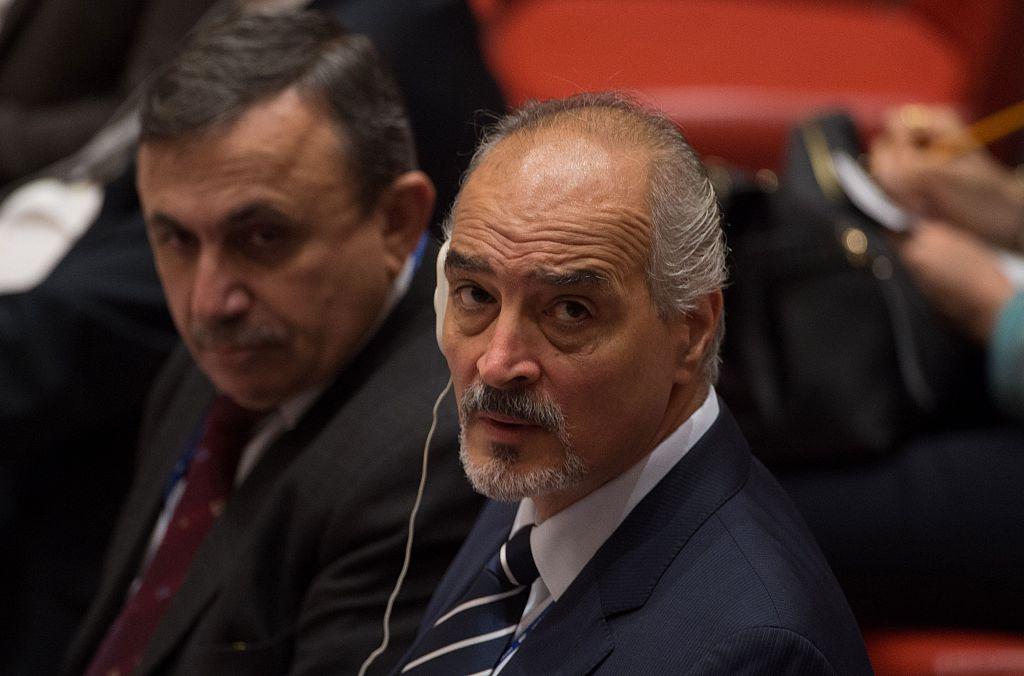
[672,289,723,383]
[379,170,436,276]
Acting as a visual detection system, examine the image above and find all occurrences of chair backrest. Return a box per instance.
[909,0,1024,114]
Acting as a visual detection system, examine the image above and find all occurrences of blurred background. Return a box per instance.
[467,0,1023,170]
[2,1,1022,674]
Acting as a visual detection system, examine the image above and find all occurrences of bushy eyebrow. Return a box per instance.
[445,248,492,274]
[224,203,293,229]
[147,212,183,231]
[445,246,612,288]
[534,268,611,288]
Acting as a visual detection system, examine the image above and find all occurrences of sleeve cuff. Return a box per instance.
[988,291,1024,420]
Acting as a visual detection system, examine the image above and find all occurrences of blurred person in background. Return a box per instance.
[871,105,1024,420]
[776,104,1024,633]
[0,0,218,189]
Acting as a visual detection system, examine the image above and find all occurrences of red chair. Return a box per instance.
[469,0,1023,171]
[865,628,1024,676]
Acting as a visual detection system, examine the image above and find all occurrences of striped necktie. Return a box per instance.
[401,526,539,675]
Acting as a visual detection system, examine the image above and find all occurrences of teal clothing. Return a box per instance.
[989,291,1024,420]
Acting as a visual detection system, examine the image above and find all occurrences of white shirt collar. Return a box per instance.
[511,387,719,602]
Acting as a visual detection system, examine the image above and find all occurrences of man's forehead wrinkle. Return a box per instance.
[142,133,354,232]
[451,217,644,294]
[458,198,652,265]
[448,236,614,289]
[147,155,296,224]
[449,121,658,297]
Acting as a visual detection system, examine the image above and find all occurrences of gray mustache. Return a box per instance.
[459,382,567,435]
[191,320,288,351]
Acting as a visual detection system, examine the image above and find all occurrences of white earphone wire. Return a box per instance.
[357,376,454,676]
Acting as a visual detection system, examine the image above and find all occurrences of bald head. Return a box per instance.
[447,92,727,382]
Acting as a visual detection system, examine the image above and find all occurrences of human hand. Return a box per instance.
[893,219,1015,343]
[870,105,1024,250]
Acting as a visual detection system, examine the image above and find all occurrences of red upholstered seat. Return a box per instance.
[865,628,1024,676]
[470,0,1021,170]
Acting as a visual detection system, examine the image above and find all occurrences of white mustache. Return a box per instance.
[459,382,567,436]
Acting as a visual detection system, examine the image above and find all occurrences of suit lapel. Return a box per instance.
[507,403,753,674]
[138,245,445,671]
[501,590,613,676]
[424,501,517,626]
[594,405,752,615]
[62,354,214,673]
[134,365,355,672]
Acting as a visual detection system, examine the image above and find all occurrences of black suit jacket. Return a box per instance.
[62,250,483,675]
[404,404,873,675]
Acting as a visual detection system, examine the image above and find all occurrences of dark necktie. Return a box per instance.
[85,395,259,676]
[400,526,540,674]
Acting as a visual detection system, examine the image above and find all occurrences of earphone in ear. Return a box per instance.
[433,238,450,350]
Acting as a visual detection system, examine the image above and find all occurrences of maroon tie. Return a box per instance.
[85,395,259,676]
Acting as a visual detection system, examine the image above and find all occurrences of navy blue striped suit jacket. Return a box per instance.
[402,403,873,675]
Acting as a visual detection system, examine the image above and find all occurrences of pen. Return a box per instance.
[933,99,1024,156]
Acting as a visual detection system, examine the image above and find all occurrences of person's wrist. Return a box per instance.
[971,272,1016,343]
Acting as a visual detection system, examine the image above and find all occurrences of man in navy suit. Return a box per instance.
[397,92,873,674]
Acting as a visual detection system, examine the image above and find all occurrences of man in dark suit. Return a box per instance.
[3,3,503,672]
[61,11,481,675]
[397,93,873,674]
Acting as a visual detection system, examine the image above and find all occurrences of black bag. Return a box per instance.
[717,112,992,464]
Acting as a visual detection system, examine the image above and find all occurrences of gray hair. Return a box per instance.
[445,92,727,382]
[139,10,416,213]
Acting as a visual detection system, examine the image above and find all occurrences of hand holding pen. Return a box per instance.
[869,102,1024,252]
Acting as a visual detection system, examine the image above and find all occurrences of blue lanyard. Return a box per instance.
[161,419,208,501]
[496,603,553,667]
[411,231,428,267]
